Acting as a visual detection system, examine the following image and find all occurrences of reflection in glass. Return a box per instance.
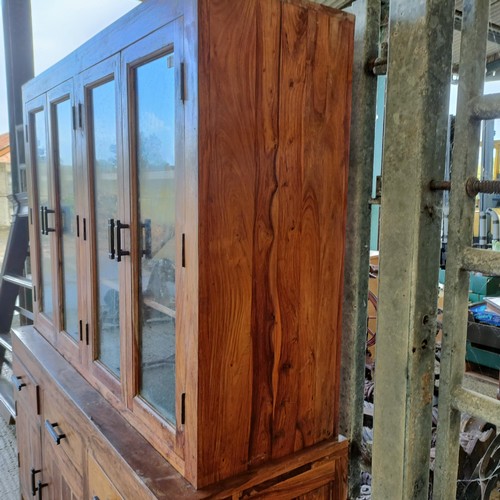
[136,53,176,422]
[35,110,53,320]
[56,99,78,340]
[91,80,120,377]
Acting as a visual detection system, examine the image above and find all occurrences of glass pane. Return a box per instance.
[55,99,78,340]
[91,80,120,377]
[34,110,53,320]
[137,53,176,422]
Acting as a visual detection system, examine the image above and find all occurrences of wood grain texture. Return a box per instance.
[198,0,353,486]
[274,1,354,457]
[198,0,260,485]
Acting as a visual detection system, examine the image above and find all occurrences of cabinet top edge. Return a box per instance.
[283,0,355,21]
[23,0,194,102]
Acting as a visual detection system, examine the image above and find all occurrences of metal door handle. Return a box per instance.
[30,467,41,495]
[37,479,47,500]
[40,206,46,235]
[108,219,115,260]
[142,219,152,259]
[44,419,66,445]
[115,220,130,262]
[44,207,55,233]
[11,375,26,391]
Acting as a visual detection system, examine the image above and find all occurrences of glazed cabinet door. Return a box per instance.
[26,81,85,365]
[121,21,186,461]
[79,55,125,401]
[47,81,87,366]
[26,95,57,344]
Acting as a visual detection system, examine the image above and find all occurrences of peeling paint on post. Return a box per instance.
[371,0,455,499]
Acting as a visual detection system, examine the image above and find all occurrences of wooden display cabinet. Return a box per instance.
[18,0,354,496]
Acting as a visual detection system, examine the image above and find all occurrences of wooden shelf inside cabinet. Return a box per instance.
[142,298,176,319]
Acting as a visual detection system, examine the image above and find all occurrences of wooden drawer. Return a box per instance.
[88,453,124,500]
[42,385,84,473]
[12,354,40,417]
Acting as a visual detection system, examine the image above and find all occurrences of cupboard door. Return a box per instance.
[88,453,124,500]
[13,357,42,500]
[133,45,178,422]
[47,81,86,365]
[26,95,57,344]
[121,21,185,458]
[80,55,125,398]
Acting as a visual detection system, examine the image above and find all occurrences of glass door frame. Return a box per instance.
[25,94,58,346]
[121,20,186,464]
[79,54,125,406]
[47,79,85,368]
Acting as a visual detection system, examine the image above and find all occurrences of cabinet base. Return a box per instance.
[12,326,348,499]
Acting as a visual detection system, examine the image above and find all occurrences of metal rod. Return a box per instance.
[371,0,455,498]
[339,0,379,497]
[430,180,452,191]
[466,177,500,197]
[434,0,491,498]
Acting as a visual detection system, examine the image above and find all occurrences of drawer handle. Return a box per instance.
[31,467,41,496]
[44,419,66,445]
[11,375,26,391]
[37,479,48,500]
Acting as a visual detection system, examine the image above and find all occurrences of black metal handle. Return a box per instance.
[108,219,115,260]
[142,219,152,259]
[31,467,41,495]
[115,220,130,262]
[37,479,47,500]
[11,375,26,391]
[44,419,66,445]
[40,206,46,235]
[44,207,55,233]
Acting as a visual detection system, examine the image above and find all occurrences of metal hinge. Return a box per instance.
[72,105,77,130]
[35,385,40,415]
[180,62,186,103]
[85,323,89,346]
[181,393,186,425]
[17,452,20,468]
[25,124,28,142]
[78,103,83,129]
[182,233,186,267]
[33,285,37,303]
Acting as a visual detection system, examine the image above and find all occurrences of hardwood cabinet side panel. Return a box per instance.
[198,0,278,486]
[272,3,354,458]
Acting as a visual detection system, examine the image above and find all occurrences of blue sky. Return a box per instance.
[0,0,139,134]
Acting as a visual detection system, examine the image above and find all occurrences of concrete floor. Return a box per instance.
[0,413,19,500]
[0,225,20,499]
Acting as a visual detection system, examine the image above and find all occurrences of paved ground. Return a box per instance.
[0,225,20,499]
[0,412,19,499]
[0,227,10,265]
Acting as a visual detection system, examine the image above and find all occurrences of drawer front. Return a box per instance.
[42,385,84,472]
[12,354,40,416]
[88,453,124,500]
